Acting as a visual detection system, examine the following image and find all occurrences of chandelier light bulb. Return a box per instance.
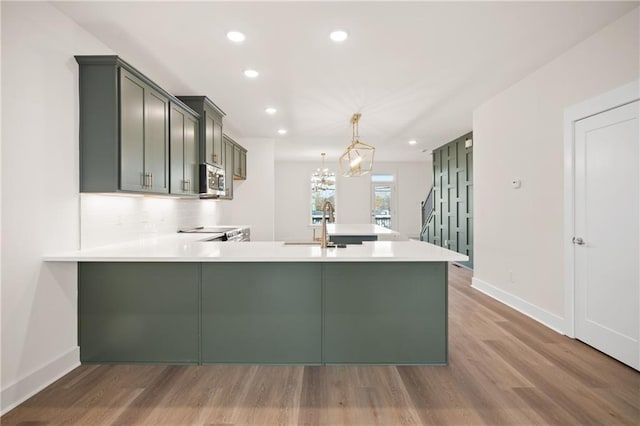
[349,156,363,168]
[330,30,348,42]
[243,69,259,78]
[226,31,246,43]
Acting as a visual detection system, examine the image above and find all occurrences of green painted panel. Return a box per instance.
[324,262,447,364]
[78,262,199,364]
[201,263,322,364]
[427,132,473,268]
[77,63,119,192]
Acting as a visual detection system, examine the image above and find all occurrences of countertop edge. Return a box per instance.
[43,256,468,263]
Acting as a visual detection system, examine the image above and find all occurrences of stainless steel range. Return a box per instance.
[178,226,250,242]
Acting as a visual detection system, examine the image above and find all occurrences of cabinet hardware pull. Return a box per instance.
[142,172,152,189]
[149,172,153,189]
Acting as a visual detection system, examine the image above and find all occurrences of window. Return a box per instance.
[371,174,395,229]
[311,174,336,224]
[371,174,394,183]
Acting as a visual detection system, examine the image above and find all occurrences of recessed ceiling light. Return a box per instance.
[277,129,287,135]
[329,30,348,43]
[243,69,259,78]
[226,31,246,43]
[408,139,417,145]
[265,107,277,115]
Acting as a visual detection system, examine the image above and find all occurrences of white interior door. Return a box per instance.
[574,100,639,370]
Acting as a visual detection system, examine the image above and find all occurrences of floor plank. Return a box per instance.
[2,265,638,425]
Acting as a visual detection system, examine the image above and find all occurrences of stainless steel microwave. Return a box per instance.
[199,164,225,198]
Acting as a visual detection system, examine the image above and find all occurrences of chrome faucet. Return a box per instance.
[320,200,335,248]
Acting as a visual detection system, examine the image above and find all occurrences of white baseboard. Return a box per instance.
[1,346,80,415]
[471,277,566,335]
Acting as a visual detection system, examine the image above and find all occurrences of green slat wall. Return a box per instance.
[425,132,473,268]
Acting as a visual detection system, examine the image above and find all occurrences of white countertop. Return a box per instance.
[44,233,468,263]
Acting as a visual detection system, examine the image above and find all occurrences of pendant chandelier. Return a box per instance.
[312,152,335,192]
[339,113,375,177]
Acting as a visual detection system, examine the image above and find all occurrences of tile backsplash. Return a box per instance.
[80,194,223,248]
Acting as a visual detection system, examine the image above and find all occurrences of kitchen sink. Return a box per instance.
[282,241,347,248]
[282,241,321,246]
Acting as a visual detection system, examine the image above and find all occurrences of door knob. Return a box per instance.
[572,237,585,245]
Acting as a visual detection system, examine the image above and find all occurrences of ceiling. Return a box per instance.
[53,1,637,162]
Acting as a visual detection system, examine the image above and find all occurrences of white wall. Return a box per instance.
[0,3,237,412]
[274,161,431,241]
[0,2,113,414]
[222,138,275,241]
[472,8,639,328]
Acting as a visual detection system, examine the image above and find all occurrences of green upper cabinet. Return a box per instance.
[222,134,235,199]
[120,69,169,193]
[222,134,248,198]
[76,56,192,195]
[170,102,199,196]
[234,144,247,180]
[176,96,225,168]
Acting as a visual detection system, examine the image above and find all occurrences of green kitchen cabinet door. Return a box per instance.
[120,69,146,192]
[213,119,223,168]
[119,68,169,194]
[143,87,169,193]
[201,263,322,364]
[324,262,448,364]
[233,144,242,177]
[170,103,199,195]
[176,96,225,168]
[78,262,199,364]
[238,148,247,179]
[183,113,199,194]
[169,104,185,194]
[223,135,235,199]
[204,114,215,164]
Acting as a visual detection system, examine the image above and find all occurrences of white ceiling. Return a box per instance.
[53,1,637,162]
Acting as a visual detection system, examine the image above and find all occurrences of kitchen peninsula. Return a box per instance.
[46,236,467,366]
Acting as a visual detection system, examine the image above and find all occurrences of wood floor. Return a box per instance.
[3,265,639,425]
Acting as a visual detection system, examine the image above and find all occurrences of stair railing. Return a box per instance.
[420,187,434,240]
